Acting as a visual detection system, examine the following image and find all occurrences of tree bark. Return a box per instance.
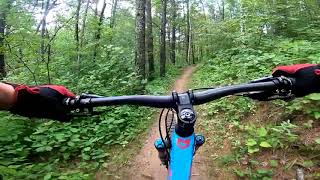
[136,0,146,79]
[160,0,167,77]
[93,0,106,61]
[191,34,195,64]
[188,20,192,64]
[80,0,90,48]
[170,0,176,64]
[46,42,51,84]
[40,0,50,62]
[146,0,154,79]
[110,0,118,28]
[177,24,181,55]
[167,23,170,60]
[75,0,81,66]
[221,0,225,21]
[0,6,6,78]
[35,0,58,33]
[186,0,190,64]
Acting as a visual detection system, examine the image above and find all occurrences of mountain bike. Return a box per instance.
[64,76,295,180]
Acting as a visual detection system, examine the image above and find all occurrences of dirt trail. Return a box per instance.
[123,66,207,180]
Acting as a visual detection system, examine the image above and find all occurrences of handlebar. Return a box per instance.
[69,95,175,108]
[64,76,295,110]
[193,81,279,105]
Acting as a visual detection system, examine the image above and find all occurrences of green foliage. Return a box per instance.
[0,69,180,179]
[234,168,273,179]
[286,93,320,120]
[237,121,298,154]
[191,10,320,176]
[1,0,320,178]
[269,160,278,168]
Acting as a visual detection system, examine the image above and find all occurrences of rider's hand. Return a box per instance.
[272,64,320,97]
[8,84,75,121]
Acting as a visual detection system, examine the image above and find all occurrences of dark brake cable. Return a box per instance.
[159,109,171,166]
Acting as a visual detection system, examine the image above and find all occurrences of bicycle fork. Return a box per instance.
[154,134,205,166]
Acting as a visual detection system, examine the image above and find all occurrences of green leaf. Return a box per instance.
[260,141,272,148]
[246,139,257,146]
[67,141,75,147]
[314,112,320,119]
[45,146,53,151]
[35,146,46,152]
[269,160,278,167]
[83,147,91,151]
[113,119,125,124]
[248,147,259,154]
[81,154,90,160]
[69,128,79,133]
[55,134,66,141]
[302,160,314,168]
[44,172,52,180]
[234,169,245,177]
[257,169,273,176]
[315,138,320,144]
[257,127,267,137]
[307,93,320,100]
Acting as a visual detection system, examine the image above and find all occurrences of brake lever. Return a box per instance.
[79,93,104,98]
[242,91,294,101]
[65,93,106,117]
[242,76,295,101]
[249,76,275,83]
[68,111,104,118]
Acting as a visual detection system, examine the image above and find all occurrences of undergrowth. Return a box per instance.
[0,65,182,179]
[192,38,320,179]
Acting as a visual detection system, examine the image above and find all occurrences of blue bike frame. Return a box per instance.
[168,131,195,180]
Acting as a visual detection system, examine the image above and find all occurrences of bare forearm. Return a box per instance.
[0,82,15,110]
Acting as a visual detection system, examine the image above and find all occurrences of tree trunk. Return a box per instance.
[239,1,245,34]
[146,0,154,79]
[80,0,90,48]
[93,0,106,61]
[167,24,170,60]
[0,5,6,78]
[186,0,190,64]
[46,42,51,84]
[136,0,146,79]
[191,34,195,64]
[221,0,225,21]
[40,0,50,62]
[110,0,118,28]
[75,0,81,66]
[170,0,176,64]
[188,21,192,64]
[160,0,167,77]
[177,24,181,55]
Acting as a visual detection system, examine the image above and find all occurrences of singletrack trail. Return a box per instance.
[123,66,208,180]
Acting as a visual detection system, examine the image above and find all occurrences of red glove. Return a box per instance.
[272,64,320,97]
[9,84,75,121]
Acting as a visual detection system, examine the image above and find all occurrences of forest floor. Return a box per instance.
[115,66,209,179]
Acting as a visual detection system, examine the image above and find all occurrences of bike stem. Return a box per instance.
[172,90,197,137]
